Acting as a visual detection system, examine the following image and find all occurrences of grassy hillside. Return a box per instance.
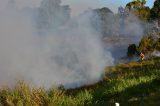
[0,58,160,106]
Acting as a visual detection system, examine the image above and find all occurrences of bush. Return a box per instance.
[138,36,155,53]
[127,44,137,57]
[150,0,160,20]
[155,39,160,51]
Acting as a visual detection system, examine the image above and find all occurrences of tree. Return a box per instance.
[138,36,155,53]
[127,44,137,57]
[126,0,146,10]
[141,0,146,7]
[37,0,70,30]
[94,7,120,37]
[150,0,160,21]
[138,6,150,21]
[126,0,150,21]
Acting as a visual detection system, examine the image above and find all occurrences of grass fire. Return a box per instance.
[0,0,160,106]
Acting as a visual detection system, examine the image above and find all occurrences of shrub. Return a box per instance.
[155,39,160,51]
[138,36,155,53]
[127,44,137,57]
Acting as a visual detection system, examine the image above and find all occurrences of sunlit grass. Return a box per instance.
[0,58,160,106]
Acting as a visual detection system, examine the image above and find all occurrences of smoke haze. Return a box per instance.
[0,0,113,89]
[0,0,148,89]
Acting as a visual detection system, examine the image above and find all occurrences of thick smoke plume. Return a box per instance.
[0,0,113,88]
[100,9,145,63]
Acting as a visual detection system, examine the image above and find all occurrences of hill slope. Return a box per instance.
[0,58,160,106]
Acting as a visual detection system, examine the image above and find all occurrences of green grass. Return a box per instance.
[0,58,160,106]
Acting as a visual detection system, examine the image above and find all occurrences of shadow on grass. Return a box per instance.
[89,78,160,106]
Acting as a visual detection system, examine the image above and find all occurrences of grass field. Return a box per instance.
[0,58,160,106]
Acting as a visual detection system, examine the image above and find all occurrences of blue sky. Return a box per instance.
[62,0,155,16]
[0,0,155,16]
[98,0,154,6]
[99,0,154,7]
[100,0,154,12]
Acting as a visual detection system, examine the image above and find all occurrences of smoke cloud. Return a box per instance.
[0,0,113,89]
[101,11,145,63]
[0,0,148,89]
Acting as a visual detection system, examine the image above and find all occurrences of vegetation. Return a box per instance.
[154,39,160,51]
[125,0,160,21]
[0,58,160,106]
[137,0,160,54]
[138,36,155,53]
[138,35,160,53]
[126,0,150,21]
[127,44,138,57]
[137,6,150,21]
[37,0,70,30]
[94,7,120,37]
[0,0,160,106]
[150,0,160,21]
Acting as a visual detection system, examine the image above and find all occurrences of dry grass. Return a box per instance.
[0,58,160,106]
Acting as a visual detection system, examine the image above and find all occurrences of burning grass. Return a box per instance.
[0,58,160,106]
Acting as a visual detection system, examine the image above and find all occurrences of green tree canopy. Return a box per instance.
[126,0,146,9]
[150,0,160,21]
[126,0,150,21]
[37,0,70,30]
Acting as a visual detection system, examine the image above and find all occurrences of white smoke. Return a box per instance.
[0,0,113,88]
[151,51,160,57]
[101,11,145,63]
